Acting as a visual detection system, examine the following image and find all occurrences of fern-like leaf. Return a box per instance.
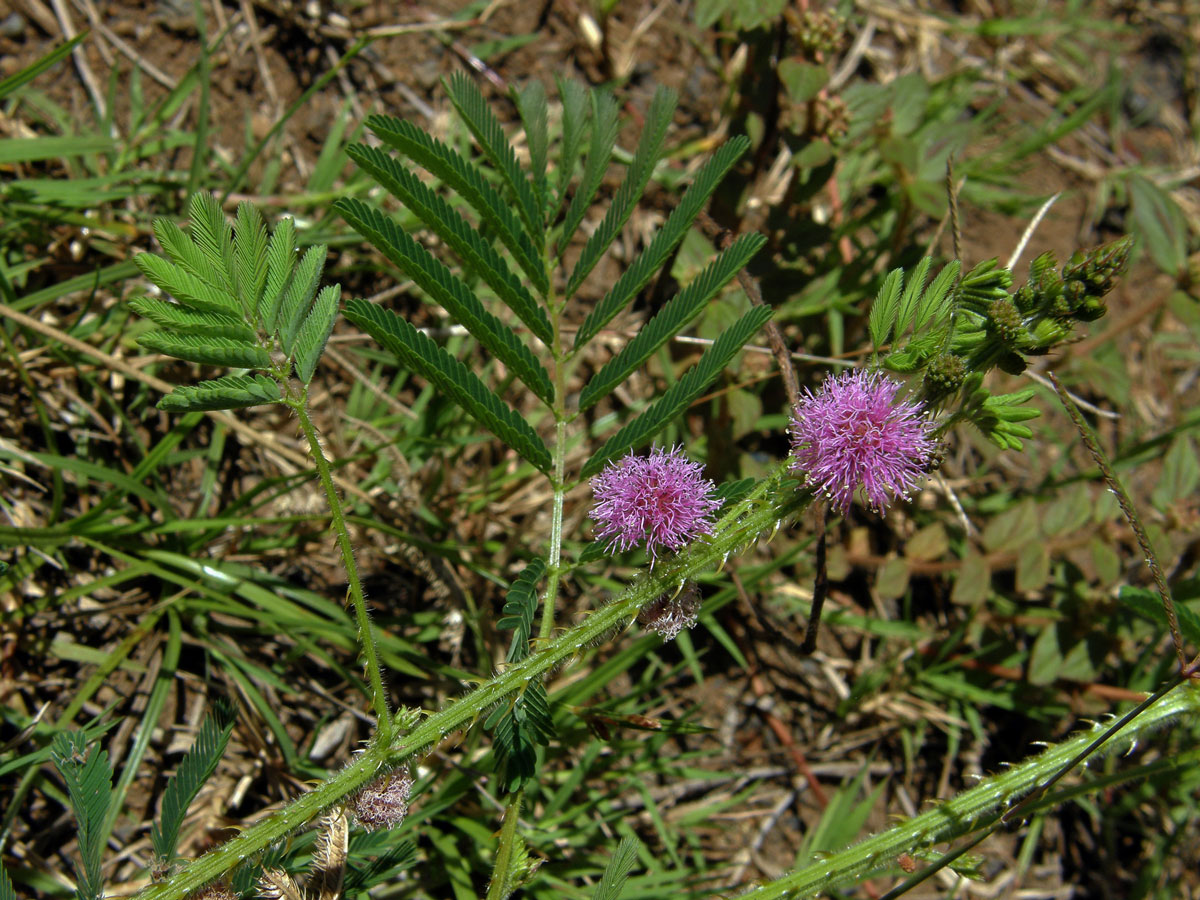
[580,305,772,478]
[554,77,589,210]
[344,299,552,473]
[137,331,272,369]
[867,267,904,349]
[343,841,417,895]
[275,244,327,355]
[591,837,641,900]
[128,297,257,342]
[366,115,548,294]
[514,80,550,213]
[233,201,270,320]
[151,699,237,863]
[134,252,241,317]
[337,199,553,405]
[152,218,234,300]
[292,285,340,384]
[578,233,764,412]
[565,86,676,300]
[0,861,15,900]
[893,257,932,345]
[157,374,282,412]
[260,216,297,334]
[558,89,620,255]
[344,144,552,346]
[487,679,553,792]
[912,260,960,332]
[445,71,543,245]
[496,558,546,663]
[50,732,113,900]
[187,192,237,302]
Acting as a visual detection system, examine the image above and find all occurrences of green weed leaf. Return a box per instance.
[344,298,552,473]
[275,244,328,355]
[128,298,256,342]
[488,679,554,792]
[868,267,904,348]
[0,860,15,900]
[591,836,640,900]
[137,332,272,369]
[497,558,546,663]
[559,89,620,254]
[514,80,550,212]
[134,252,241,317]
[293,285,341,384]
[50,732,113,900]
[260,215,297,334]
[555,77,590,209]
[233,201,270,320]
[187,192,238,305]
[157,374,282,412]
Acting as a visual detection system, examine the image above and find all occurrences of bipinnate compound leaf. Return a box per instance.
[336,198,553,404]
[344,298,552,474]
[343,144,552,346]
[366,114,548,294]
[233,201,269,318]
[157,374,282,412]
[486,678,553,791]
[151,699,237,863]
[446,71,544,246]
[275,244,328,355]
[50,731,113,900]
[137,331,272,369]
[578,232,765,412]
[128,297,256,342]
[293,284,341,384]
[565,86,677,300]
[581,304,772,478]
[591,836,641,900]
[496,558,546,663]
[514,80,550,212]
[554,77,589,208]
[573,136,751,353]
[261,215,297,334]
[559,89,621,255]
[134,252,241,317]
[868,266,904,349]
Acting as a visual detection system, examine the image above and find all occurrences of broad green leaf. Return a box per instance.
[337,198,553,405]
[573,135,750,351]
[275,244,328,355]
[778,59,829,104]
[158,374,282,412]
[446,71,544,246]
[134,252,241,316]
[558,89,620,255]
[137,331,272,369]
[293,284,341,384]
[344,143,552,346]
[344,299,552,474]
[128,298,256,342]
[580,304,772,478]
[592,837,641,900]
[151,700,237,863]
[367,114,548,294]
[555,77,590,209]
[260,215,297,333]
[50,732,113,900]
[497,558,546,663]
[565,86,676,298]
[233,201,269,320]
[578,232,765,412]
[514,80,550,212]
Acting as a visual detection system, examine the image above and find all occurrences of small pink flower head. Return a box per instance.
[789,368,935,514]
[352,766,412,831]
[591,445,720,561]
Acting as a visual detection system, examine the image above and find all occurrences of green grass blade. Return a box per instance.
[558,89,620,255]
[572,135,749,351]
[337,198,553,405]
[137,331,272,369]
[564,86,676,300]
[157,374,283,412]
[578,232,765,412]
[497,558,546,663]
[50,732,113,900]
[366,114,548,294]
[0,135,117,165]
[343,298,552,473]
[445,71,543,246]
[344,143,552,345]
[128,298,257,342]
[293,284,340,384]
[0,32,84,100]
[580,305,772,478]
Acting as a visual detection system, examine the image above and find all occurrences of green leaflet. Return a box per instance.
[573,135,750,352]
[591,837,641,900]
[50,732,113,900]
[233,201,269,319]
[894,257,932,344]
[343,299,552,474]
[554,76,590,212]
[0,860,14,900]
[336,198,553,405]
[580,304,772,479]
[366,114,548,294]
[558,89,620,255]
[485,678,553,792]
[445,71,544,246]
[275,244,328,355]
[497,558,546,663]
[186,192,237,302]
[152,700,238,863]
[514,80,550,214]
[128,297,257,342]
[137,331,272,370]
[292,285,340,385]
[578,232,765,412]
[344,143,552,346]
[158,374,282,412]
[152,217,235,299]
[260,215,297,334]
[134,252,241,317]
[565,86,676,300]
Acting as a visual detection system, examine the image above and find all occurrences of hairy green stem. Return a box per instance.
[486,792,525,900]
[134,469,803,900]
[289,396,391,733]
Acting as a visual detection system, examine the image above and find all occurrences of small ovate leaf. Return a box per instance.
[138,331,272,369]
[151,699,237,863]
[445,71,543,246]
[497,558,546,663]
[572,135,750,351]
[129,297,256,341]
[578,232,764,412]
[336,199,553,404]
[275,244,328,355]
[261,216,298,333]
[293,284,341,384]
[233,201,270,320]
[580,304,771,478]
[591,837,641,900]
[134,252,241,316]
[344,299,552,474]
[558,88,621,254]
[366,115,548,294]
[565,86,676,299]
[344,144,552,345]
[157,374,282,412]
[555,77,590,209]
[514,80,550,211]
[50,732,113,900]
[868,267,904,349]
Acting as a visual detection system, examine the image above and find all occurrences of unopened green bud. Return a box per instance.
[923,353,967,397]
[987,298,1024,344]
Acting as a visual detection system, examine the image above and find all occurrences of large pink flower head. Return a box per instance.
[789,368,936,515]
[590,445,720,561]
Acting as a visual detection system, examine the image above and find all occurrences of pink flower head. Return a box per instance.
[591,445,720,561]
[789,368,935,514]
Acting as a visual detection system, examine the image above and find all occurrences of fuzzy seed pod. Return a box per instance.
[352,766,413,831]
[640,582,701,641]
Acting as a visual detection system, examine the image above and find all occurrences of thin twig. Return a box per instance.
[800,502,828,655]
